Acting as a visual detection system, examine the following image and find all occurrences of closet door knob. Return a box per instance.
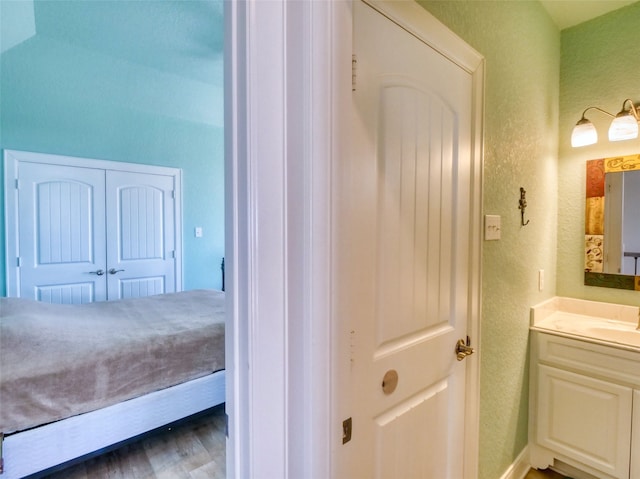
[109,268,125,275]
[89,269,105,276]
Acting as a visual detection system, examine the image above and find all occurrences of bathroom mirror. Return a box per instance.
[584,154,640,291]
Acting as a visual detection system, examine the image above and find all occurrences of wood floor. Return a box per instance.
[38,405,226,479]
[33,407,564,479]
[525,467,568,479]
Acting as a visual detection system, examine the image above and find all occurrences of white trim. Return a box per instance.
[225,1,349,477]
[500,446,531,479]
[227,1,482,476]
[1,371,225,479]
[363,0,484,73]
[3,149,182,176]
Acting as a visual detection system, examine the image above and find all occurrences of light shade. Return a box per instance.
[608,113,639,141]
[571,119,598,147]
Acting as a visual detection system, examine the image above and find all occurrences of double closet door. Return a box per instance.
[5,150,182,304]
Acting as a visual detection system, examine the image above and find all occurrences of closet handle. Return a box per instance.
[109,268,125,275]
[89,269,105,276]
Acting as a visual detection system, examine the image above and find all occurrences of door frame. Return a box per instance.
[225,0,483,476]
[3,149,183,299]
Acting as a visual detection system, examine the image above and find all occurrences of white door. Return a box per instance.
[106,170,177,299]
[17,162,108,303]
[604,171,623,274]
[346,2,479,477]
[7,150,182,303]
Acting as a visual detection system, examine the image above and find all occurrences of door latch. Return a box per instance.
[455,337,475,361]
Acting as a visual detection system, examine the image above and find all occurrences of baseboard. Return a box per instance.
[500,445,531,479]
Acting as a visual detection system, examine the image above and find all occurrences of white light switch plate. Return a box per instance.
[484,215,501,240]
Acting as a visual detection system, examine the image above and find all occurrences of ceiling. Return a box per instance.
[540,0,639,29]
[1,0,224,85]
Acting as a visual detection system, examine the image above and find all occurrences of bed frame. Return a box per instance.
[0,370,225,478]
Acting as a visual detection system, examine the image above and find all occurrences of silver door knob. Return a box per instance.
[109,268,125,275]
[89,269,105,276]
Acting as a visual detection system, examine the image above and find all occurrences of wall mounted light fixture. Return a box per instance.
[571,99,640,147]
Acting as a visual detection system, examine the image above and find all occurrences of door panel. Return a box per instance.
[376,82,456,344]
[351,2,473,477]
[106,170,176,300]
[18,162,107,303]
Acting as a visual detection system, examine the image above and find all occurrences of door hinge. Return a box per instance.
[15,179,20,190]
[342,417,353,444]
[352,54,358,92]
[225,413,229,438]
[16,257,21,267]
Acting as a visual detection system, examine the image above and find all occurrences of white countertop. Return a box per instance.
[531,297,640,350]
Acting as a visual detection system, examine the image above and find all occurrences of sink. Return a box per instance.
[580,326,640,348]
[531,297,640,350]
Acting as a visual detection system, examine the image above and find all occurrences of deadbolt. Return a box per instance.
[382,369,399,395]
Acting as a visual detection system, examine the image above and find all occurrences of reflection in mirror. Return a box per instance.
[584,154,640,291]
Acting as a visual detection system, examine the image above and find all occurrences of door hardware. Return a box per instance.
[108,268,125,275]
[455,337,474,361]
[342,417,353,444]
[89,269,105,276]
[382,369,399,395]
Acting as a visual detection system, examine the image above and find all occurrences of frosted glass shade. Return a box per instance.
[571,120,597,147]
[608,114,639,141]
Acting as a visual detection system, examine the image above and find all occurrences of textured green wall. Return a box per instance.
[557,2,640,306]
[417,2,560,478]
[0,0,224,294]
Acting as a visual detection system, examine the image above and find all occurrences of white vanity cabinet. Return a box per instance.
[529,331,640,479]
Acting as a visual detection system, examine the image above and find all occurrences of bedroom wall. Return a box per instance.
[0,0,225,295]
[417,2,560,479]
[557,1,640,304]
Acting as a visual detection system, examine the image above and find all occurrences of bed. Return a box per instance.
[0,289,225,478]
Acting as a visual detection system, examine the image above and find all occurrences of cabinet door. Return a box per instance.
[17,162,107,303]
[537,365,632,479]
[105,170,177,299]
[632,390,640,479]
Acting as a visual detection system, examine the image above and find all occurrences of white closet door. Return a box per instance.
[105,170,177,299]
[17,162,108,303]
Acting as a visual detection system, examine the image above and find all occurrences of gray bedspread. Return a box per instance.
[0,289,225,434]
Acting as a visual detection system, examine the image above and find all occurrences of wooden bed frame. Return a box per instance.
[0,370,225,478]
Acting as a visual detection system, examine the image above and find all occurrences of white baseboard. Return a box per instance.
[500,446,531,479]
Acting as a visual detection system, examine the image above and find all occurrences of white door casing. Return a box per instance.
[344,1,483,477]
[4,150,183,303]
[225,0,482,476]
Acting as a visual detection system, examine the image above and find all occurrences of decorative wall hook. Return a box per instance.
[519,187,530,226]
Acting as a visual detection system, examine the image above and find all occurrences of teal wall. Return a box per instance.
[0,0,224,294]
[557,2,640,305]
[418,2,560,479]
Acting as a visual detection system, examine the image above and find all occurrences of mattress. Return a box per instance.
[0,289,225,434]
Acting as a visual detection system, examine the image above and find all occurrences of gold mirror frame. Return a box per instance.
[584,154,640,291]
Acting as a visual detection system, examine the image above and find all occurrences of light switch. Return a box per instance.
[484,215,501,241]
[195,227,203,238]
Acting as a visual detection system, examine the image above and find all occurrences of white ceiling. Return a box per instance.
[540,0,639,30]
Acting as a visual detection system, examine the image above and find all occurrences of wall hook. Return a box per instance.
[519,187,530,226]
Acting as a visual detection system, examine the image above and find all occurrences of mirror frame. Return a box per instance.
[584,153,640,291]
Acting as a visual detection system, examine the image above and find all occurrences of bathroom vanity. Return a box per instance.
[529,297,640,479]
